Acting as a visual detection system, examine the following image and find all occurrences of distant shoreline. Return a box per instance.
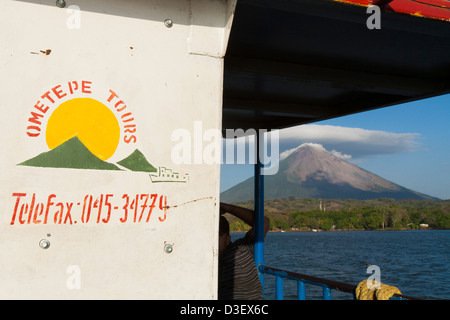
[225,197,450,231]
[271,228,446,232]
[231,227,448,234]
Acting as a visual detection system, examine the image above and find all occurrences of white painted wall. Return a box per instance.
[0,0,236,299]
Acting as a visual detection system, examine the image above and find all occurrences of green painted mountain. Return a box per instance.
[18,136,121,171]
[221,143,439,202]
[117,149,157,172]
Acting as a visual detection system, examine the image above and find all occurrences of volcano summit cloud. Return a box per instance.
[279,124,420,159]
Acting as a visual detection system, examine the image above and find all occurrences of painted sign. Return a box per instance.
[8,80,193,227]
[21,80,188,180]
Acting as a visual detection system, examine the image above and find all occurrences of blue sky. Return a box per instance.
[220,93,450,200]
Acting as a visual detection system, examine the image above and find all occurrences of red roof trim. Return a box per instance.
[335,0,450,21]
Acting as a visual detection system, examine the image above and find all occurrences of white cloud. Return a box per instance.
[279,124,420,158]
[279,142,352,161]
[279,143,323,161]
[330,149,352,160]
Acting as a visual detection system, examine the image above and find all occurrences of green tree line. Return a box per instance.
[226,198,450,232]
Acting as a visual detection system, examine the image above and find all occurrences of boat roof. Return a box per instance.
[222,0,450,131]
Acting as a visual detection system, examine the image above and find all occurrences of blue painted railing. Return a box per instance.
[259,265,352,300]
[258,265,415,300]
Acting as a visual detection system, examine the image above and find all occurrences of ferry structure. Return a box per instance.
[0,0,448,299]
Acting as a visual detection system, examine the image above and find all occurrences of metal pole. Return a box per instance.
[276,276,284,300]
[323,287,332,300]
[254,131,265,288]
[297,281,306,300]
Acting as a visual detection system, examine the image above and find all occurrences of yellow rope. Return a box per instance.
[355,280,402,300]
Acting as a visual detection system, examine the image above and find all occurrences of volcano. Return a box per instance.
[18,136,121,171]
[117,149,157,173]
[220,143,438,202]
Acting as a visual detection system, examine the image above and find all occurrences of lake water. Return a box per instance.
[232,230,450,300]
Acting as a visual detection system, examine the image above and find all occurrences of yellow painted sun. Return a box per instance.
[46,98,120,161]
